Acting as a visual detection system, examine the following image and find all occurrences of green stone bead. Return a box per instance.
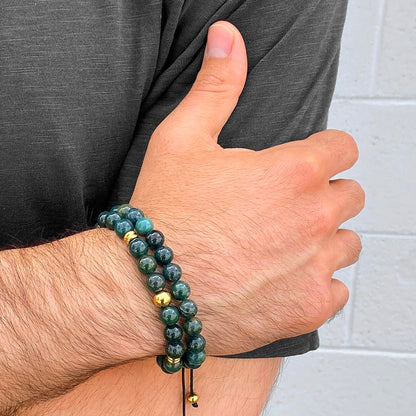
[97,211,109,227]
[171,280,190,300]
[160,306,180,326]
[110,205,120,212]
[185,350,206,369]
[154,246,173,265]
[114,219,134,238]
[163,263,182,282]
[162,356,183,373]
[183,317,203,336]
[135,217,154,235]
[117,204,132,218]
[146,230,165,249]
[164,324,183,342]
[187,334,206,353]
[105,212,121,230]
[165,341,185,358]
[129,238,148,258]
[178,299,198,318]
[138,255,157,274]
[156,355,173,374]
[146,273,166,292]
[126,208,144,224]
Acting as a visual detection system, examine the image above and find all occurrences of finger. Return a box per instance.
[257,129,359,180]
[156,21,248,148]
[331,278,349,315]
[308,129,359,177]
[327,228,362,270]
[330,178,365,225]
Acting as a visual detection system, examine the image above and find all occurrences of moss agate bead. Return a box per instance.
[146,230,165,249]
[178,299,198,318]
[138,255,157,274]
[117,204,132,218]
[154,246,173,265]
[105,212,121,230]
[187,335,206,353]
[146,273,165,292]
[156,355,179,374]
[129,238,148,258]
[162,356,182,373]
[135,217,154,236]
[171,280,190,300]
[114,219,134,238]
[185,350,206,369]
[160,306,180,326]
[109,205,120,212]
[183,317,203,336]
[97,211,109,227]
[163,263,182,282]
[166,341,185,358]
[164,324,183,342]
[126,208,144,224]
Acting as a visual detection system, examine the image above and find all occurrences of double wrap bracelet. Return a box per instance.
[96,204,205,414]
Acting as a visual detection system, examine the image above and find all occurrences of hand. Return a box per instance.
[130,21,365,355]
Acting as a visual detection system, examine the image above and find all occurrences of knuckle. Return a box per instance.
[332,280,350,314]
[350,179,366,211]
[293,152,324,187]
[302,278,333,326]
[194,71,233,95]
[339,281,350,302]
[310,202,338,236]
[334,129,359,161]
[345,231,363,263]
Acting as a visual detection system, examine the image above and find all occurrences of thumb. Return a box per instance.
[159,21,248,148]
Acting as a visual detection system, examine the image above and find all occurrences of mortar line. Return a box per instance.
[318,347,416,359]
[332,97,416,104]
[359,231,416,238]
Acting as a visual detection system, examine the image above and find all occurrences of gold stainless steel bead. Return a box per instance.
[123,231,138,245]
[167,356,181,364]
[187,393,199,404]
[153,291,171,307]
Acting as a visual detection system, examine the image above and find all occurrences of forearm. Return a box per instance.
[0,228,163,414]
[16,356,282,416]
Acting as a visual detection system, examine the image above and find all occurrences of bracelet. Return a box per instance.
[96,204,205,414]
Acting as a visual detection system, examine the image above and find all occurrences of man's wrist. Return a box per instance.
[71,227,166,363]
[0,227,165,412]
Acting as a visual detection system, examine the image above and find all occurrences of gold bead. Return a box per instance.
[167,356,181,364]
[153,291,171,307]
[187,393,199,404]
[123,231,138,245]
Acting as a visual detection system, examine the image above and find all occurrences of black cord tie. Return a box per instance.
[190,369,198,407]
[182,367,199,416]
[182,367,186,416]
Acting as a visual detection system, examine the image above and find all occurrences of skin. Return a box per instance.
[17,357,283,415]
[0,21,364,416]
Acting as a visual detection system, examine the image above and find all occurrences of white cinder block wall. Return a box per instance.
[263,1,416,414]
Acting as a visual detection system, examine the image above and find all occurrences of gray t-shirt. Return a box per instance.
[0,0,348,358]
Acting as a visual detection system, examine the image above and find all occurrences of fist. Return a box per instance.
[130,21,365,355]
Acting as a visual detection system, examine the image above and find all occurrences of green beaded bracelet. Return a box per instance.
[96,204,205,413]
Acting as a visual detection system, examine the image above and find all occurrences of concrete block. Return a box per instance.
[351,235,416,352]
[375,0,416,97]
[334,0,381,97]
[263,351,416,415]
[328,100,416,234]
